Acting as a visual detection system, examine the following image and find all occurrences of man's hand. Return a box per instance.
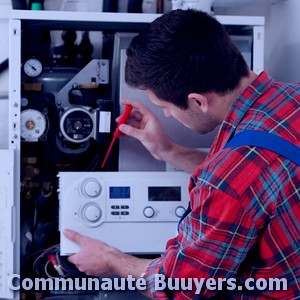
[118,99,207,173]
[64,229,116,276]
[118,99,174,161]
[63,229,152,285]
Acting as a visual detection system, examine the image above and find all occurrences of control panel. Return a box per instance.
[58,171,190,254]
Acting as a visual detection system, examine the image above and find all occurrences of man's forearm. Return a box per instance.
[109,247,153,298]
[162,143,208,174]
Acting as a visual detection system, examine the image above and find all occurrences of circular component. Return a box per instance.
[23,58,43,78]
[83,204,101,222]
[74,121,83,130]
[60,106,94,143]
[21,97,29,107]
[175,206,186,218]
[21,109,47,142]
[143,206,155,218]
[81,178,102,198]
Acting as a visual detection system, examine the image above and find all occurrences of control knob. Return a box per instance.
[83,204,101,223]
[143,206,155,218]
[81,178,102,198]
[175,206,186,218]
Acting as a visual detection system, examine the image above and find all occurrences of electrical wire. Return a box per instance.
[33,244,83,277]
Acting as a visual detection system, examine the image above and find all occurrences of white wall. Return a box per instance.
[267,0,300,82]
[214,0,300,82]
[0,0,11,93]
[0,0,11,149]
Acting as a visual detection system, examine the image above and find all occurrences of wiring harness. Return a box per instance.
[33,244,83,278]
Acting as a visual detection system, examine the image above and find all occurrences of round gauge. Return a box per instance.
[23,58,43,78]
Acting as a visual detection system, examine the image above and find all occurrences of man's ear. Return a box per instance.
[187,93,209,113]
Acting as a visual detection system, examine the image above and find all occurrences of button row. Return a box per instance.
[111,205,129,209]
[111,211,130,216]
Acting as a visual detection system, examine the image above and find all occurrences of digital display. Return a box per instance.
[109,186,130,199]
[148,186,181,201]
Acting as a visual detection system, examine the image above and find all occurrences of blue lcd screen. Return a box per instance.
[109,186,130,199]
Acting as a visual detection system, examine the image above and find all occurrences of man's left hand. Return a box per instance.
[64,229,116,276]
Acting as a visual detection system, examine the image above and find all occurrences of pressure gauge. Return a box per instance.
[23,58,43,78]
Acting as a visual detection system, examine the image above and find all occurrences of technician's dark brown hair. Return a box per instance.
[125,9,249,109]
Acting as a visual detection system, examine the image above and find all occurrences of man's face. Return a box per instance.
[145,90,219,134]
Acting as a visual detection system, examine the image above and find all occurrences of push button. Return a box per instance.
[143,206,155,218]
[111,205,120,209]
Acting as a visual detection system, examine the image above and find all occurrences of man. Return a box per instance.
[64,9,300,299]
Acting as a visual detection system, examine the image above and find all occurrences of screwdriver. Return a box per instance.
[101,104,133,169]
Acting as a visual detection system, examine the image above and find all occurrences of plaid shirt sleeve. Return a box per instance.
[145,183,258,299]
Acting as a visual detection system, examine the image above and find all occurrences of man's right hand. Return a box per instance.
[118,99,174,161]
[118,99,207,173]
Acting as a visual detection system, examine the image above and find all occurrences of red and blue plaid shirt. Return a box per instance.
[145,72,300,299]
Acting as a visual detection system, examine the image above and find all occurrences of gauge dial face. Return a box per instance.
[23,58,43,77]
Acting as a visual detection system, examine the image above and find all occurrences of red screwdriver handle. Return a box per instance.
[114,104,133,138]
[101,104,133,169]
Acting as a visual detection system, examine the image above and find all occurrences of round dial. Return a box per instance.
[23,58,43,77]
[175,206,186,218]
[83,204,101,222]
[143,206,155,218]
[81,178,102,198]
[80,202,103,227]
